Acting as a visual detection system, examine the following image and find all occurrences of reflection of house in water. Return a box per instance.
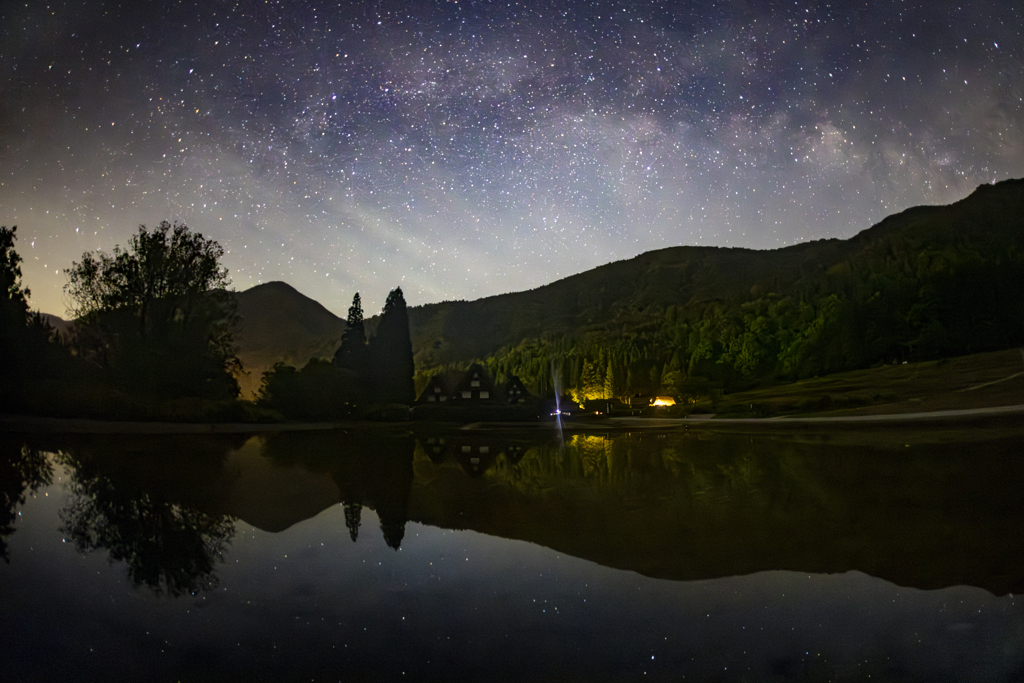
[422,435,449,462]
[453,436,497,476]
[418,433,532,477]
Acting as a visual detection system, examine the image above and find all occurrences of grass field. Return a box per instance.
[713,347,1024,418]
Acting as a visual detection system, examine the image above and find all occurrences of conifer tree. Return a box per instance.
[649,364,662,393]
[333,292,369,372]
[604,361,617,399]
[368,287,415,404]
[660,355,682,396]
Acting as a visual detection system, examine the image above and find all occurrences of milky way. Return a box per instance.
[2,0,1022,316]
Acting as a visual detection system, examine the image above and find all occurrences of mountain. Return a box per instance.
[232,281,346,398]
[400,178,1024,398]
[406,179,1024,372]
[38,313,75,344]
[230,179,1024,399]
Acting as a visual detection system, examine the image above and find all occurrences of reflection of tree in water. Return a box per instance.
[486,432,780,511]
[344,501,362,542]
[0,438,53,562]
[55,441,239,598]
[572,435,613,479]
[379,514,405,550]
[261,431,415,550]
[332,435,414,550]
[60,472,235,596]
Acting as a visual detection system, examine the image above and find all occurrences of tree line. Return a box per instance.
[5,185,1024,421]
[1,222,414,421]
[2,223,250,419]
[416,224,1024,405]
[257,288,416,420]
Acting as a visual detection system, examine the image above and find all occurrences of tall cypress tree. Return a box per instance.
[333,293,369,372]
[368,287,415,404]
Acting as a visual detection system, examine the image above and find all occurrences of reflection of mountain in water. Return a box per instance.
[6,428,1023,596]
[408,429,1024,596]
[2,431,414,596]
[259,431,415,549]
[2,430,419,597]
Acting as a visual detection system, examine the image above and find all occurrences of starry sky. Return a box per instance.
[2,0,1022,317]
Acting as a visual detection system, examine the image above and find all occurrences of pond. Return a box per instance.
[2,425,1023,682]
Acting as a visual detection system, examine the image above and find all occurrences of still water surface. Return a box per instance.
[2,427,1023,681]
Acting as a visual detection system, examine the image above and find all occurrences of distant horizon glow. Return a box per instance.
[2,0,1022,317]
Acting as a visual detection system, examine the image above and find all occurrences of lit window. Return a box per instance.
[462,446,471,453]
[480,391,489,399]
[471,380,480,387]
[462,391,471,399]
[479,446,489,454]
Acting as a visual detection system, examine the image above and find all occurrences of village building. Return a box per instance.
[415,365,541,420]
[501,375,530,404]
[453,363,497,402]
[417,371,459,404]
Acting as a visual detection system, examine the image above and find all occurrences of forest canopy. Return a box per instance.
[408,179,1024,402]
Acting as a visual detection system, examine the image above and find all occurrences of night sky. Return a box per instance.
[2,0,1022,317]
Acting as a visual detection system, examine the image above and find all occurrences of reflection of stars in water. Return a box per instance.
[2,1,1023,315]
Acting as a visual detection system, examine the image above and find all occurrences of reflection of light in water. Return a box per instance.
[651,396,676,407]
[550,358,565,445]
[570,435,611,478]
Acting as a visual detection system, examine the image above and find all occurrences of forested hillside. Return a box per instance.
[407,179,1024,401]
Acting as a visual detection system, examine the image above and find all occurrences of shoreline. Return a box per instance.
[600,403,1024,430]
[3,402,1024,434]
[0,414,370,435]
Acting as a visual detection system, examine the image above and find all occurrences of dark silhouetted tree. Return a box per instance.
[1,226,32,409]
[258,358,358,420]
[64,221,240,399]
[333,292,369,372]
[1,226,30,331]
[1,226,70,411]
[369,287,415,404]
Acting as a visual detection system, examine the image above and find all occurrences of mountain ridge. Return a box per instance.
[403,178,1024,373]
[40,179,1024,400]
